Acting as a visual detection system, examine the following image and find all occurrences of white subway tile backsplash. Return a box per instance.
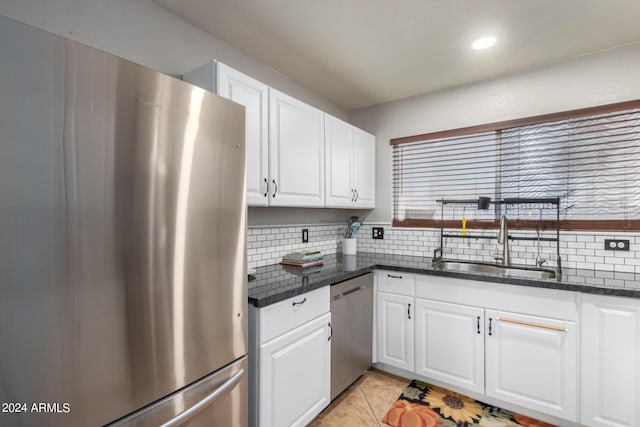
[247,223,347,268]
[575,249,594,256]
[248,222,640,273]
[615,264,635,273]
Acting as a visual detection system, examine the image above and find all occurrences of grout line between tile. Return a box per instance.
[358,383,383,427]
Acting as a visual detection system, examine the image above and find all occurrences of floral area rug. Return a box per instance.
[382,380,556,427]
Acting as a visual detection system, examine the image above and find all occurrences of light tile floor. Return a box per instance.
[309,369,410,427]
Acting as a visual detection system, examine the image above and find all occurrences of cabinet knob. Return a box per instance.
[407,303,411,320]
[264,178,269,197]
[354,189,359,202]
[477,316,481,334]
[328,322,332,341]
[488,318,493,336]
[272,179,278,198]
[387,274,403,279]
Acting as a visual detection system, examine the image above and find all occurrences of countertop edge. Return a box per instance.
[249,260,640,308]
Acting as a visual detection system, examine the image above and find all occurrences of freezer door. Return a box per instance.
[109,356,248,427]
[0,16,247,427]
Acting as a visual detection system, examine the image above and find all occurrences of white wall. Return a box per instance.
[0,0,347,120]
[349,43,640,222]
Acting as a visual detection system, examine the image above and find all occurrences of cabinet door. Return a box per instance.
[217,63,269,206]
[377,292,414,371]
[324,114,354,208]
[352,127,375,208]
[485,310,577,422]
[581,295,640,427]
[260,312,331,427]
[268,88,324,207]
[415,299,484,393]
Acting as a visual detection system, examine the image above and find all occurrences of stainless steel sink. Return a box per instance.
[432,260,556,280]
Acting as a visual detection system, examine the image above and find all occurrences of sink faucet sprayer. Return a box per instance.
[536,226,547,267]
[495,215,511,266]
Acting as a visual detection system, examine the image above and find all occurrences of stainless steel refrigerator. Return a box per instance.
[0,15,248,427]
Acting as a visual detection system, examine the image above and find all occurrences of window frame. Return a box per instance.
[391,99,640,231]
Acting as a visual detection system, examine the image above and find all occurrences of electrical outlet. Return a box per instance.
[604,239,629,251]
[302,228,309,243]
[372,227,384,239]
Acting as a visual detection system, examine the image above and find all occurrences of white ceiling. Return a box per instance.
[154,0,640,111]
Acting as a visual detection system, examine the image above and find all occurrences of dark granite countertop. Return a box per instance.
[248,252,640,307]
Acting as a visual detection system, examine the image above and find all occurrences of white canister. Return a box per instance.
[343,237,357,255]
[342,254,357,271]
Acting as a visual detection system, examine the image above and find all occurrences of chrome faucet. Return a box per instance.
[495,215,511,266]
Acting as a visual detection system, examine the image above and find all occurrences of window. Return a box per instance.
[392,100,640,230]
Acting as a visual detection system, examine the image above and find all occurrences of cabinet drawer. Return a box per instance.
[376,270,414,296]
[259,286,329,343]
[415,274,577,321]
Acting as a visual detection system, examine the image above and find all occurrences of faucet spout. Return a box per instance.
[496,215,511,266]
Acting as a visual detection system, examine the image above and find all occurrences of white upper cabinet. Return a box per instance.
[216,63,269,206]
[352,127,375,208]
[182,62,270,206]
[325,115,354,207]
[269,88,325,207]
[185,62,376,209]
[324,114,375,208]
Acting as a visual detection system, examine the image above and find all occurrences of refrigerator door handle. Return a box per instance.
[159,369,245,427]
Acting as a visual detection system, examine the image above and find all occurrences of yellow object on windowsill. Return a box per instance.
[461,216,467,236]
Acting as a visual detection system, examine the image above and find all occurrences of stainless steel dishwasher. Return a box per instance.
[330,273,374,400]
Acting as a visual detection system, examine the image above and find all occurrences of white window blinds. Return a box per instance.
[393,107,640,228]
[393,132,497,221]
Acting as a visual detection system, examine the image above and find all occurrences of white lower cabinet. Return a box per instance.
[375,271,579,424]
[377,291,414,371]
[485,310,577,421]
[249,286,331,427]
[580,294,640,427]
[260,313,331,427]
[414,299,484,394]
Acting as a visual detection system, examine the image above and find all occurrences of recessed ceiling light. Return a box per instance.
[472,36,497,50]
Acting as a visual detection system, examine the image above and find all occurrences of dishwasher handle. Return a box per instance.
[342,286,364,296]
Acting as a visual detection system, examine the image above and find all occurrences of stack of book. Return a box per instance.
[281,250,324,274]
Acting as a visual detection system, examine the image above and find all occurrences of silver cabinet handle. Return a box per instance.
[387,274,403,279]
[264,178,269,197]
[160,369,244,427]
[328,322,332,341]
[488,318,493,336]
[476,316,481,334]
[272,179,277,198]
[407,303,411,319]
[355,189,359,202]
[351,189,355,202]
[292,297,307,306]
